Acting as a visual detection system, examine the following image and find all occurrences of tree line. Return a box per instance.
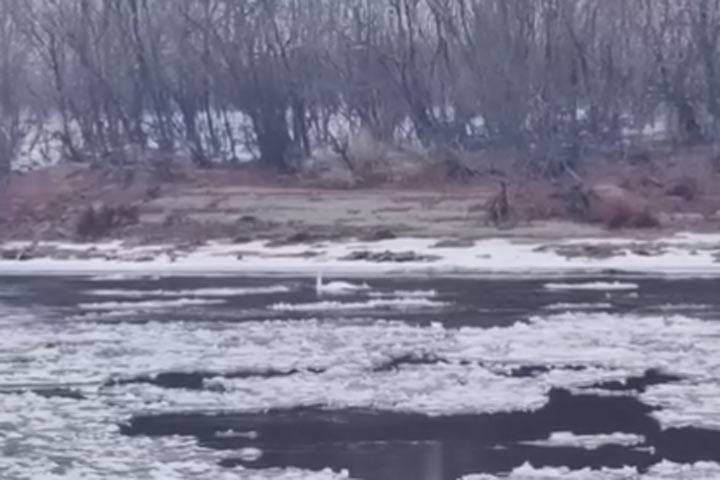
[2,0,720,181]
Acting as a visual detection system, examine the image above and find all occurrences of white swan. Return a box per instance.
[315,272,369,295]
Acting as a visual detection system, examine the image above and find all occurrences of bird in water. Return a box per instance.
[315,271,370,295]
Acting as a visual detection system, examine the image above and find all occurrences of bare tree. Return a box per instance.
[4,0,720,179]
[0,0,28,182]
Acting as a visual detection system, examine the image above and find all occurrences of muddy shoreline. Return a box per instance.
[4,161,720,275]
[5,159,720,247]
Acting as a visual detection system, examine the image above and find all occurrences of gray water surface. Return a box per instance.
[2,274,720,479]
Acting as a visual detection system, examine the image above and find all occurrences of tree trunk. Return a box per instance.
[252,107,291,171]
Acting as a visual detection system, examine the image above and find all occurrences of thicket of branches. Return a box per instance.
[3,0,720,181]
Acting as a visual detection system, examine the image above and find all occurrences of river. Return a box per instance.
[2,274,720,479]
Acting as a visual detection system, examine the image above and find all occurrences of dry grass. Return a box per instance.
[75,203,139,239]
[602,203,661,230]
[4,143,720,242]
[583,145,720,215]
[666,175,701,202]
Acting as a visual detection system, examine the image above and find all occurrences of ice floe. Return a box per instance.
[369,289,439,298]
[641,382,720,430]
[89,273,162,281]
[78,298,226,311]
[87,286,292,298]
[654,303,712,312]
[462,460,720,479]
[519,432,645,450]
[6,296,720,478]
[543,282,639,291]
[269,298,448,312]
[315,272,370,295]
[5,310,720,421]
[0,393,351,480]
[543,303,614,311]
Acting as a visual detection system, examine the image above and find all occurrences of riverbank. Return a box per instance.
[4,144,720,249]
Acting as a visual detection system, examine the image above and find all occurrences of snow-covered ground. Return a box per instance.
[3,233,720,277]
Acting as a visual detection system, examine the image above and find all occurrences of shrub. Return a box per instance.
[602,201,660,229]
[76,203,139,239]
[586,184,661,230]
[666,176,701,202]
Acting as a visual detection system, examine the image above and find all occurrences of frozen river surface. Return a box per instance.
[3,274,720,479]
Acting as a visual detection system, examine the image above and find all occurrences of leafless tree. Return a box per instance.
[0,0,28,182]
[4,0,720,178]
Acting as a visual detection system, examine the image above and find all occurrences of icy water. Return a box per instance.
[3,274,720,479]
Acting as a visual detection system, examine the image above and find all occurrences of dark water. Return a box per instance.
[3,274,720,479]
[3,274,719,326]
[122,389,720,478]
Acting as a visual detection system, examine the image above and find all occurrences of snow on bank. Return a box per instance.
[519,432,645,450]
[3,233,720,276]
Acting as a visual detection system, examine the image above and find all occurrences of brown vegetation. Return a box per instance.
[602,203,661,230]
[3,140,720,244]
[3,0,720,249]
[75,203,139,240]
[585,184,658,230]
[667,176,702,202]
